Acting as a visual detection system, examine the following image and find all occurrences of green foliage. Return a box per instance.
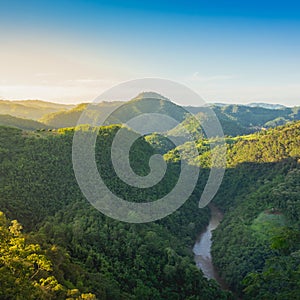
[30,96,300,135]
[251,212,286,240]
[166,121,300,168]
[184,104,300,136]
[227,122,300,166]
[1,108,300,299]
[154,120,300,297]
[1,97,300,137]
[0,124,231,299]
[40,101,123,128]
[0,211,96,299]
[0,114,50,131]
[40,103,90,128]
[242,255,300,299]
[208,123,300,298]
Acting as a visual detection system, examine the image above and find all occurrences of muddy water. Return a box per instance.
[193,204,227,288]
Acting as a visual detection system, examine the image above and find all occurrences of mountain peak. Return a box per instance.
[133,91,170,101]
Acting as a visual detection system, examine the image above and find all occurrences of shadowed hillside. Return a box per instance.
[37,96,300,136]
[0,114,51,130]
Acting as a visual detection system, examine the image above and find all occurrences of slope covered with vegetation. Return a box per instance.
[0,100,73,120]
[211,122,300,299]
[0,114,51,131]
[0,125,231,299]
[37,96,300,135]
[1,97,300,136]
[0,211,97,300]
[40,94,187,129]
[165,121,300,299]
[181,105,300,136]
[1,97,299,299]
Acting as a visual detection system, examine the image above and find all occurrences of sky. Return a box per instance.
[0,0,300,106]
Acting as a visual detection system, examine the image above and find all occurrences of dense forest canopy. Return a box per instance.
[0,97,299,299]
[0,124,231,299]
[0,114,51,131]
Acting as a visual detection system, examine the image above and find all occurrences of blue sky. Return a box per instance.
[0,0,300,105]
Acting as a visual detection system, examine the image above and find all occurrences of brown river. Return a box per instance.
[193,204,227,289]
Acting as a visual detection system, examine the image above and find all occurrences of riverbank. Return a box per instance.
[193,204,228,289]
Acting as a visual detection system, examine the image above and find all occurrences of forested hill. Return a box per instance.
[210,122,300,299]
[42,102,300,136]
[166,121,300,168]
[227,121,300,165]
[0,125,232,300]
[0,114,51,131]
[39,95,185,128]
[0,107,299,298]
[1,98,300,137]
[164,121,300,299]
[182,104,300,136]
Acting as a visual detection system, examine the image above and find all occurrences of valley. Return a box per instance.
[0,96,299,299]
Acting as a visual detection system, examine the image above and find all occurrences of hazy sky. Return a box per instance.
[1,0,300,106]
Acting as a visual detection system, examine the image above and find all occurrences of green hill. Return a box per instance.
[0,114,51,130]
[182,104,300,136]
[164,120,300,298]
[0,124,231,300]
[0,99,74,120]
[2,97,300,136]
[40,93,187,128]
[166,120,300,167]
[40,102,123,128]
[2,95,296,137]
[0,98,299,299]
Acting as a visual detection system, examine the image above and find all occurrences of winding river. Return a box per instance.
[193,204,227,288]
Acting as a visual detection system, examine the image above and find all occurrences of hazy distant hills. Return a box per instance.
[0,114,51,131]
[40,95,300,136]
[247,102,287,110]
[213,102,287,110]
[0,96,299,136]
[0,100,74,120]
[179,104,300,136]
[40,101,124,128]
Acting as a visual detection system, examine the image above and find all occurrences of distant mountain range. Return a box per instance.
[213,102,287,110]
[247,102,287,109]
[0,100,74,120]
[182,104,300,136]
[0,95,299,136]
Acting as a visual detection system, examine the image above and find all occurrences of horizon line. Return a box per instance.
[0,97,297,108]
